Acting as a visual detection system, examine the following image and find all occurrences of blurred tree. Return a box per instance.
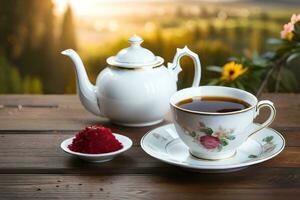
[251,28,262,52]
[0,0,25,60]
[0,55,22,93]
[198,6,209,18]
[59,5,77,51]
[175,6,186,19]
[154,26,164,56]
[36,0,56,93]
[259,11,270,21]
[0,52,43,94]
[193,25,202,41]
[23,76,43,94]
[59,4,77,94]
[0,0,56,93]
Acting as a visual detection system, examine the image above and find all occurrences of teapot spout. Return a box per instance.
[61,49,102,116]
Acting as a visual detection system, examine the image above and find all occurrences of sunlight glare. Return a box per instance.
[53,0,114,16]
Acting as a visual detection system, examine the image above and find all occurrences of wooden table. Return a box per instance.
[0,94,299,199]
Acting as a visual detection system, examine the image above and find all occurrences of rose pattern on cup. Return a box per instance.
[248,136,275,158]
[182,122,236,152]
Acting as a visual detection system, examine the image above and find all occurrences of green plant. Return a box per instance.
[208,14,300,96]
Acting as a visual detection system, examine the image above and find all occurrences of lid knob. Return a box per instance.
[128,34,143,47]
[106,35,164,68]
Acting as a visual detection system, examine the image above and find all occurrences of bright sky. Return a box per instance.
[52,0,151,16]
[53,0,97,16]
[52,0,238,16]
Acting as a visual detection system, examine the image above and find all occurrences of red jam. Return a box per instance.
[68,125,123,154]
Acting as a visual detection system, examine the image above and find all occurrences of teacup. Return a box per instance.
[170,86,276,160]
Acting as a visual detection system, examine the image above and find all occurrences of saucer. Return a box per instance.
[141,123,285,173]
[61,133,132,163]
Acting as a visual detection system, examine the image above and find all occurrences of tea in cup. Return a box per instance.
[170,86,276,160]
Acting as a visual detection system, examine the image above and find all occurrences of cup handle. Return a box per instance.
[248,100,276,137]
[168,46,201,87]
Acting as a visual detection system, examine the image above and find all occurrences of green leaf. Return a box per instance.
[208,78,220,86]
[190,131,196,137]
[286,52,300,64]
[267,38,286,45]
[236,81,246,90]
[228,57,239,62]
[291,48,300,54]
[207,66,223,73]
[294,22,300,34]
[219,81,226,86]
[217,144,223,151]
[262,52,276,60]
[229,82,236,88]
[199,127,213,135]
[263,136,274,143]
[220,138,229,146]
[279,68,298,92]
[252,51,260,61]
[226,135,236,140]
[248,155,258,158]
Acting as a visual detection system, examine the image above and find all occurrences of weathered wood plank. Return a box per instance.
[0,128,299,146]
[0,94,298,199]
[0,131,297,174]
[0,94,300,130]
[0,169,300,200]
[0,106,172,131]
[0,95,76,106]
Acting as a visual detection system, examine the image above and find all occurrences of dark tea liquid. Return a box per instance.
[176,96,251,113]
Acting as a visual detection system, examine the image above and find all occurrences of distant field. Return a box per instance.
[1,0,299,94]
[74,2,300,47]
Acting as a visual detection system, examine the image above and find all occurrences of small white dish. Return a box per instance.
[61,133,132,163]
[141,123,285,173]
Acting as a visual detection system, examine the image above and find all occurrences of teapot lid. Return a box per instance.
[106,35,164,68]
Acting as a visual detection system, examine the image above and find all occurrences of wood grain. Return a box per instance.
[0,130,298,174]
[0,170,300,200]
[0,94,300,130]
[0,95,299,200]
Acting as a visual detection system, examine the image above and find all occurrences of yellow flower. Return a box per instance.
[286,32,294,41]
[221,62,247,81]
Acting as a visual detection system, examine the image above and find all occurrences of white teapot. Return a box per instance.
[62,35,201,127]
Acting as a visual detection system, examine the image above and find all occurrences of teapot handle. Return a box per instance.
[168,46,201,87]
